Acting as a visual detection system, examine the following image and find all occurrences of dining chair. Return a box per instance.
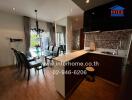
[19,52,45,81]
[11,48,22,72]
[48,45,54,51]
[59,45,66,54]
[45,46,60,65]
[11,48,36,73]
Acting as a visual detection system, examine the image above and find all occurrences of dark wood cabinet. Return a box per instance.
[87,53,124,84]
[80,29,84,49]
[65,54,87,97]
[64,52,124,98]
[83,0,132,32]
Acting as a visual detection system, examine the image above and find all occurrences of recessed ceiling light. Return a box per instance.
[86,0,89,3]
[12,8,16,11]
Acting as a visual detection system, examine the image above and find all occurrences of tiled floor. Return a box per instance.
[0,67,120,100]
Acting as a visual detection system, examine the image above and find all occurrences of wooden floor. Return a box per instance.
[0,67,63,100]
[69,77,120,100]
[0,67,120,100]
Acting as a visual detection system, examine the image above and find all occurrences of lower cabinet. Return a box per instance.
[87,53,124,84]
[64,53,124,98]
[65,54,87,98]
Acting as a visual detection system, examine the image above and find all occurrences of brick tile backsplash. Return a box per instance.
[84,29,132,50]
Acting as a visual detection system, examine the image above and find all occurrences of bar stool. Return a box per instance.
[85,67,96,82]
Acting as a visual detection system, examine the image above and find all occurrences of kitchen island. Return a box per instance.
[53,49,127,98]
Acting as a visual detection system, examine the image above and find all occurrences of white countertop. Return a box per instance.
[53,50,87,62]
[85,48,128,58]
[53,48,128,62]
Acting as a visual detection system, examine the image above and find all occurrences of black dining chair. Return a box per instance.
[11,48,36,73]
[48,45,54,51]
[59,45,66,54]
[45,46,60,65]
[19,52,45,81]
[11,48,22,72]
[45,45,49,50]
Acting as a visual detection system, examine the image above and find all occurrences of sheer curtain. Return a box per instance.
[23,16,31,56]
[56,25,66,46]
[47,22,56,46]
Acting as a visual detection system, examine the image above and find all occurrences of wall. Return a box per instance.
[84,29,132,50]
[127,35,132,64]
[66,17,73,53]
[72,30,80,50]
[72,15,83,31]
[0,12,24,67]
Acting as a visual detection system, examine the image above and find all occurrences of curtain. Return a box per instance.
[47,22,55,46]
[23,16,31,56]
[62,26,66,44]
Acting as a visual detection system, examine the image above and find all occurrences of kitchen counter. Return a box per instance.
[53,48,127,62]
[53,48,127,98]
[53,50,88,62]
[86,48,128,58]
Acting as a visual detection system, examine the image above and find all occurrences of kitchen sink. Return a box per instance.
[101,51,114,55]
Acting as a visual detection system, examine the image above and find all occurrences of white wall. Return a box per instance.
[0,12,25,67]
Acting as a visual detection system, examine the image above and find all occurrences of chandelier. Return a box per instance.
[31,10,44,35]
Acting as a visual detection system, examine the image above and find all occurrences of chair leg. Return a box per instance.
[42,68,44,75]
[45,56,47,63]
[49,59,52,67]
[34,68,37,75]
[24,67,26,77]
[20,63,23,73]
[27,69,30,81]
[16,62,19,72]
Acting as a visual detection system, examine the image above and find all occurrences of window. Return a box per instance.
[30,30,50,57]
[56,32,65,46]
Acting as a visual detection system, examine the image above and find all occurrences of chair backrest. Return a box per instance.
[59,45,66,51]
[63,45,66,51]
[49,46,54,51]
[25,51,32,57]
[59,45,63,51]
[45,45,49,50]
[53,46,60,57]
[11,48,21,64]
[19,52,30,68]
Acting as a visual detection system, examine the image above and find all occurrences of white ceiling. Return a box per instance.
[0,0,83,22]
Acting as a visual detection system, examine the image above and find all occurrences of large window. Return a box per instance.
[30,30,50,57]
[56,32,65,46]
[41,32,50,50]
[30,30,40,47]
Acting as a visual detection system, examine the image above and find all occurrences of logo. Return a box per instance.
[110,5,125,17]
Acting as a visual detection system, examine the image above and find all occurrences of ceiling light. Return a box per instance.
[12,8,16,11]
[86,0,89,3]
[31,10,44,35]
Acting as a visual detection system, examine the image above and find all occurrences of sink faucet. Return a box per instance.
[113,46,118,55]
[116,46,119,55]
[113,40,121,55]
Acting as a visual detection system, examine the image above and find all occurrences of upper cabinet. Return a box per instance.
[83,0,132,32]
